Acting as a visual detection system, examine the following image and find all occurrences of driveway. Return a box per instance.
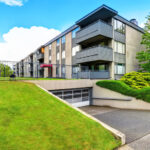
[80,106,150,149]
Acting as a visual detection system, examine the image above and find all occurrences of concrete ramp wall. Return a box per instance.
[93,84,150,110]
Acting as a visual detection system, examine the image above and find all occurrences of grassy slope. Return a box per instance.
[0,82,120,150]
[96,80,150,103]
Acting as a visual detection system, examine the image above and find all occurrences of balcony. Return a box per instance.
[37,53,44,60]
[76,20,113,44]
[72,71,110,79]
[74,45,113,64]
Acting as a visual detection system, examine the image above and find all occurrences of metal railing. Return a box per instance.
[72,71,110,79]
[37,53,44,60]
[0,60,110,80]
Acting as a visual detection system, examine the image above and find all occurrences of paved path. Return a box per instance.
[80,106,150,149]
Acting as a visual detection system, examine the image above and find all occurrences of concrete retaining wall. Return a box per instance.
[93,84,150,110]
[26,80,96,90]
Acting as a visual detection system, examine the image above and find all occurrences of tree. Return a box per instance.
[0,63,13,77]
[136,15,150,72]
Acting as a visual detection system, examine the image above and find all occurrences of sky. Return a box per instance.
[0,0,149,61]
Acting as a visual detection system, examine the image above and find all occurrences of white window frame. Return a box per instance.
[62,51,65,59]
[115,63,125,74]
[114,19,125,34]
[72,45,80,56]
[49,55,51,61]
[57,53,59,60]
[114,41,125,54]
[49,44,52,49]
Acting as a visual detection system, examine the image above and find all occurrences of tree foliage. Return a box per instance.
[0,63,13,77]
[136,15,150,72]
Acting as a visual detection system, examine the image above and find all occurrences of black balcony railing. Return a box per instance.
[72,71,110,79]
[37,53,44,60]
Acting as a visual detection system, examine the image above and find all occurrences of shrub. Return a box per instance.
[120,72,150,89]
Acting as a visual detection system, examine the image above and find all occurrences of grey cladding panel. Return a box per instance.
[56,46,59,52]
[62,43,65,50]
[114,31,125,43]
[114,52,126,63]
[72,38,77,48]
[115,74,124,80]
[74,46,113,64]
[76,20,113,44]
[61,59,65,64]
[72,56,76,65]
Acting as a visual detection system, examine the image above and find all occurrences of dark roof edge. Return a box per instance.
[114,15,144,33]
[44,24,78,47]
[76,4,118,24]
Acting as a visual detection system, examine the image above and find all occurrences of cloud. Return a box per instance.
[139,19,147,28]
[0,26,60,61]
[140,22,145,28]
[0,0,26,6]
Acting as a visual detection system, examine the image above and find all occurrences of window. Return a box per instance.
[62,51,65,59]
[72,45,80,56]
[56,39,60,46]
[62,36,66,44]
[72,27,80,38]
[49,44,52,49]
[115,63,125,74]
[56,66,59,76]
[114,19,125,34]
[57,53,59,60]
[90,64,108,71]
[114,41,125,54]
[62,66,66,74]
[49,55,51,61]
[72,66,80,74]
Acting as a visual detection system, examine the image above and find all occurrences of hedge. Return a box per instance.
[96,80,150,103]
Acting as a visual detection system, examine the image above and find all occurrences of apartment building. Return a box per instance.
[15,4,144,79]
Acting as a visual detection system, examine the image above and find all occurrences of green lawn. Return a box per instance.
[0,82,120,150]
[0,77,65,81]
[96,80,150,103]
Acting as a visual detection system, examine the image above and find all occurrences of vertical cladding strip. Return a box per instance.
[125,25,144,73]
[59,39,62,77]
[110,18,115,79]
[23,60,26,77]
[18,63,20,77]
[65,32,72,79]
[44,46,49,78]
[51,41,57,77]
[27,57,30,77]
[33,53,36,77]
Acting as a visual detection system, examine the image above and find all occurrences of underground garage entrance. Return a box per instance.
[50,88,92,107]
